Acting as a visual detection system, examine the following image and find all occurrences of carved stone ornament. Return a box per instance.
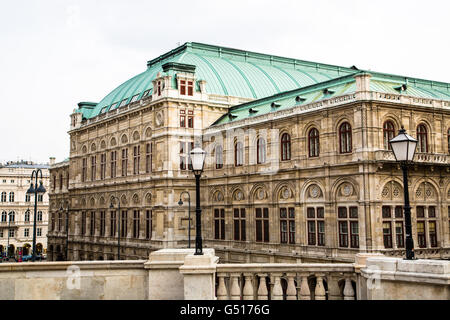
[282,188,291,199]
[234,190,243,201]
[309,185,321,198]
[342,184,353,197]
[156,111,164,127]
[257,189,265,200]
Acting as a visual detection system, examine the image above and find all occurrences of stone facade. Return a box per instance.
[47,45,450,264]
[0,160,50,259]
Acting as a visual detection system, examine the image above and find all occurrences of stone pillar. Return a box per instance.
[179,248,219,300]
[145,248,195,300]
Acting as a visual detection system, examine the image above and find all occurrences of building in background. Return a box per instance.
[47,42,450,263]
[0,159,51,259]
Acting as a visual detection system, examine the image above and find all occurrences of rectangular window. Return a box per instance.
[24,228,29,237]
[91,156,96,181]
[339,221,348,247]
[395,221,404,248]
[214,208,225,240]
[100,153,106,180]
[121,148,128,176]
[395,206,403,218]
[188,116,194,128]
[133,210,140,239]
[338,207,347,218]
[233,208,246,241]
[145,143,152,173]
[82,158,87,182]
[317,220,325,246]
[110,211,116,237]
[121,211,127,238]
[255,208,269,243]
[180,115,186,127]
[180,80,186,95]
[307,221,316,245]
[187,81,194,96]
[417,221,426,248]
[133,145,140,175]
[145,210,151,240]
[37,228,42,237]
[111,151,117,178]
[81,212,86,235]
[429,221,437,247]
[416,206,425,218]
[428,206,436,218]
[383,221,393,248]
[90,211,95,236]
[350,221,359,248]
[180,142,186,170]
[382,206,391,218]
[100,211,105,237]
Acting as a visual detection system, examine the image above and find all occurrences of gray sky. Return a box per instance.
[0,0,448,164]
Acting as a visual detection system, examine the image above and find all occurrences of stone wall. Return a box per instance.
[0,260,147,300]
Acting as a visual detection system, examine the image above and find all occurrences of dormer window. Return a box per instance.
[157,81,162,96]
[179,80,194,96]
[119,98,128,108]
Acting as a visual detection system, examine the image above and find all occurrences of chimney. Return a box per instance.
[49,157,56,165]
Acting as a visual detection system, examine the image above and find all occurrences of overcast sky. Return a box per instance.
[0,0,448,164]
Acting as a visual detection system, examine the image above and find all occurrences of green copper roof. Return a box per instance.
[81,42,357,119]
[79,42,450,120]
[212,71,450,126]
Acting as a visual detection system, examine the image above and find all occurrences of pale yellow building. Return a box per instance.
[0,160,51,259]
[48,43,450,263]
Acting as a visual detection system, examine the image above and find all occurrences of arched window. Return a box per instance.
[215,145,223,169]
[383,121,395,150]
[1,211,6,222]
[308,128,320,157]
[0,192,6,202]
[37,211,43,222]
[416,124,428,153]
[235,141,243,166]
[9,211,15,222]
[25,210,30,222]
[339,122,352,154]
[281,133,291,161]
[257,138,266,164]
[9,192,14,202]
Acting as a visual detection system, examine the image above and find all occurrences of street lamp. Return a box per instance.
[6,211,13,261]
[59,202,70,261]
[109,196,121,260]
[190,146,206,255]
[389,126,418,260]
[26,169,46,262]
[178,191,191,248]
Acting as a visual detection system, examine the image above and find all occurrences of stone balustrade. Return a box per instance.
[375,150,449,164]
[215,263,356,300]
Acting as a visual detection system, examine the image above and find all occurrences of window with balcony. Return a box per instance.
[382,206,405,249]
[383,121,395,150]
[416,124,428,153]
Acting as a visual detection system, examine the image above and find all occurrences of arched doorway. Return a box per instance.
[23,243,31,256]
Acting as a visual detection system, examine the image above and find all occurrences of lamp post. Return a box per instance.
[26,169,46,262]
[189,146,206,255]
[109,196,121,260]
[6,211,12,261]
[59,202,70,261]
[389,126,418,260]
[178,191,191,248]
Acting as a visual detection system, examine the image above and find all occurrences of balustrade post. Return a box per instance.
[286,273,297,300]
[314,274,326,300]
[243,273,255,300]
[327,274,343,300]
[230,273,241,300]
[299,273,311,300]
[343,276,355,300]
[257,273,269,300]
[217,273,228,300]
[271,273,283,300]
